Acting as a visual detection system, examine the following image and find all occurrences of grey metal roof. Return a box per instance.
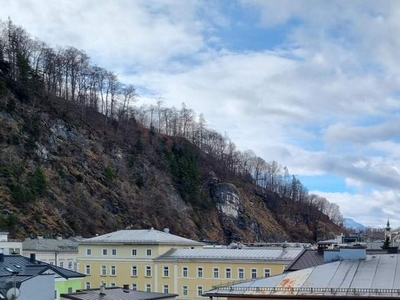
[285,249,325,271]
[80,229,202,246]
[61,288,177,300]
[0,255,85,279]
[156,248,303,261]
[23,238,78,252]
[205,254,400,298]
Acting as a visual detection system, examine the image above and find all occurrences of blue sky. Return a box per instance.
[2,0,400,229]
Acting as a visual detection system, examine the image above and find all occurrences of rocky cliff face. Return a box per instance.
[0,83,342,243]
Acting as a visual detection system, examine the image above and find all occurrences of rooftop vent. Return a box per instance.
[164,228,170,234]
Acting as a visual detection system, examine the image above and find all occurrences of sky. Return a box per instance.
[1,0,400,229]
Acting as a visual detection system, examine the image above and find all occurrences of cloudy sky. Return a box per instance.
[2,0,400,228]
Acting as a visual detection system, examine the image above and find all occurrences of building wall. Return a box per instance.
[26,251,77,270]
[77,243,290,300]
[19,274,54,300]
[55,278,84,300]
[0,241,23,254]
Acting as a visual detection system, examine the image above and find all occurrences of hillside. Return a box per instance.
[0,20,343,243]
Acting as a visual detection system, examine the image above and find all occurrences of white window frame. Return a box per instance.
[131,248,137,256]
[145,265,152,277]
[85,265,91,275]
[111,248,117,256]
[213,267,219,279]
[86,248,92,256]
[197,267,203,278]
[197,285,203,297]
[132,283,137,291]
[163,266,170,277]
[225,267,232,279]
[101,265,107,276]
[146,248,152,256]
[110,265,116,276]
[146,283,152,292]
[182,285,188,296]
[102,248,108,256]
[238,268,244,279]
[264,268,271,278]
[163,284,169,294]
[131,265,137,277]
[251,268,257,279]
[182,266,188,278]
[85,282,91,290]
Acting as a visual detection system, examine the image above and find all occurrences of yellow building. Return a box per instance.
[76,229,303,299]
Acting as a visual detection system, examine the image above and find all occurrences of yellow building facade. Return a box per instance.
[76,229,303,299]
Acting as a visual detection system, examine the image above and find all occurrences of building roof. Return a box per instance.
[80,229,202,246]
[23,237,78,252]
[284,249,324,271]
[0,254,85,279]
[205,254,400,298]
[61,287,177,300]
[156,247,303,262]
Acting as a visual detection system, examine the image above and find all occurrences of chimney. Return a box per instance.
[100,283,106,295]
[0,253,4,262]
[164,228,170,234]
[123,284,129,290]
[30,253,36,263]
[317,244,325,255]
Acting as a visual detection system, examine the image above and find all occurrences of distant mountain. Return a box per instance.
[343,218,366,231]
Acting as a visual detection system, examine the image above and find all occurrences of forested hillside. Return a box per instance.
[0,19,343,242]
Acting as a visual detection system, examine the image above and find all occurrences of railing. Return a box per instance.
[214,286,400,295]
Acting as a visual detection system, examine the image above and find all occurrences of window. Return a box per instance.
[85,282,91,290]
[163,285,169,294]
[112,248,117,256]
[238,268,244,279]
[68,262,73,269]
[110,283,116,287]
[251,268,257,279]
[67,287,73,293]
[132,248,137,256]
[145,265,152,277]
[102,248,108,256]
[55,290,57,299]
[60,262,64,268]
[86,248,92,256]
[101,265,107,276]
[197,267,203,278]
[146,248,152,256]
[110,265,116,276]
[197,286,203,296]
[182,266,188,277]
[213,267,219,278]
[132,284,137,291]
[182,285,188,296]
[225,268,231,279]
[264,268,271,278]
[163,266,170,277]
[146,284,151,292]
[85,265,91,275]
[131,265,137,276]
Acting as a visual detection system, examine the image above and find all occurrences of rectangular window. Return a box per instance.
[146,248,152,256]
[112,249,117,256]
[86,248,92,256]
[110,265,116,276]
[225,268,231,279]
[101,265,107,276]
[238,268,244,279]
[182,285,188,296]
[251,268,257,279]
[197,286,203,296]
[163,285,169,294]
[110,283,116,287]
[67,287,73,293]
[85,282,91,290]
[132,284,137,291]
[163,266,169,277]
[213,267,219,278]
[68,262,73,269]
[131,265,137,276]
[197,267,203,278]
[85,265,91,275]
[132,248,137,256]
[60,262,64,268]
[182,266,188,277]
[146,284,151,292]
[102,248,108,256]
[146,265,152,277]
[264,268,271,278]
